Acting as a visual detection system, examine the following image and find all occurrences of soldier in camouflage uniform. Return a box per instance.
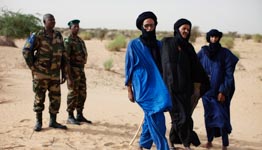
[22,14,69,131]
[64,19,92,125]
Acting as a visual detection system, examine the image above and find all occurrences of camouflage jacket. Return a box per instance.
[64,34,87,68]
[22,28,68,79]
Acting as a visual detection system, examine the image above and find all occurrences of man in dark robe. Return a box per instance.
[161,18,209,150]
[198,29,239,150]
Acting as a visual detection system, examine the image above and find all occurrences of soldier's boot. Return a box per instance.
[49,113,67,130]
[34,112,42,132]
[76,110,92,124]
[67,112,80,125]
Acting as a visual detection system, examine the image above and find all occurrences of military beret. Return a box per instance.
[136,11,157,30]
[68,19,80,27]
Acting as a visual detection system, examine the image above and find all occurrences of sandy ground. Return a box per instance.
[0,37,262,150]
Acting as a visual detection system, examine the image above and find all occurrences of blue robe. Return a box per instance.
[198,46,238,140]
[125,38,172,149]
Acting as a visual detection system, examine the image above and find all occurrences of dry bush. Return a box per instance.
[0,36,17,47]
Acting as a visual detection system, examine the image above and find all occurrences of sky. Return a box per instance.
[1,0,262,34]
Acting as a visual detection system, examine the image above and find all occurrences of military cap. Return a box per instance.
[68,19,80,27]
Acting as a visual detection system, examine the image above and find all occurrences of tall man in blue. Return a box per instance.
[125,11,172,150]
[198,29,239,150]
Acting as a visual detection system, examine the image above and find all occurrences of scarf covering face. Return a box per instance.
[136,11,162,73]
[205,29,223,59]
[173,18,192,49]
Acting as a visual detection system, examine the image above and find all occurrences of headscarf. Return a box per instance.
[206,29,223,43]
[136,11,158,30]
[136,11,162,73]
[205,29,223,59]
[173,18,192,49]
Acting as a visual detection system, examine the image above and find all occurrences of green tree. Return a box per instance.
[0,9,42,38]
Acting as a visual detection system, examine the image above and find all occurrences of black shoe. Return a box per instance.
[67,116,80,125]
[34,122,42,131]
[76,113,92,124]
[49,113,67,130]
[49,122,67,129]
[34,112,42,131]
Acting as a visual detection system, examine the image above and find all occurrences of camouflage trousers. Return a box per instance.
[67,67,87,112]
[33,79,61,114]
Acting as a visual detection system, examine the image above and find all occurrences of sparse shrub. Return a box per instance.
[0,36,16,47]
[190,26,201,43]
[220,36,234,49]
[157,31,173,40]
[96,28,108,41]
[225,32,240,39]
[252,34,262,43]
[106,34,126,51]
[0,9,41,38]
[232,50,240,59]
[79,31,93,40]
[241,34,252,41]
[103,58,113,71]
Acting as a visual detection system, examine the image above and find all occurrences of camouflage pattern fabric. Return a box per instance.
[66,67,86,112]
[22,28,67,113]
[33,79,61,114]
[23,28,67,80]
[64,34,87,112]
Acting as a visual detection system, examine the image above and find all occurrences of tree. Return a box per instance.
[0,9,42,38]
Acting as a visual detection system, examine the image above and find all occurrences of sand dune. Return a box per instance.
[0,38,262,150]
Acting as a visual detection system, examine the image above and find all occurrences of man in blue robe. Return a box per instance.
[197,29,239,150]
[125,11,172,150]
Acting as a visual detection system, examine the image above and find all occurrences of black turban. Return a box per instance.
[174,18,191,31]
[206,29,223,43]
[136,11,157,30]
[173,18,192,43]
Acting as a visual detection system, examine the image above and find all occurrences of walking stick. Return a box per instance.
[129,118,144,146]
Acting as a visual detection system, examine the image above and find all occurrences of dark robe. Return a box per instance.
[198,46,238,142]
[161,37,209,147]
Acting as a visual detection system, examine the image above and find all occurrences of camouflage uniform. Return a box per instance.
[23,28,67,114]
[64,34,87,113]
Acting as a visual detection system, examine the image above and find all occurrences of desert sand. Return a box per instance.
[0,37,262,150]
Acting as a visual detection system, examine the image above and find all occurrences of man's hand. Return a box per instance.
[217,92,225,103]
[67,78,74,88]
[127,82,135,103]
[60,71,66,84]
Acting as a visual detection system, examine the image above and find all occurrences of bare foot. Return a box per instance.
[222,146,227,150]
[184,147,192,150]
[204,142,213,149]
[170,146,176,150]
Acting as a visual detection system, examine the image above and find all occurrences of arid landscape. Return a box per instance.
[0,36,262,150]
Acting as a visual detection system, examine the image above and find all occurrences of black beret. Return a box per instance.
[174,18,191,30]
[206,29,223,43]
[136,11,157,30]
[68,19,80,27]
